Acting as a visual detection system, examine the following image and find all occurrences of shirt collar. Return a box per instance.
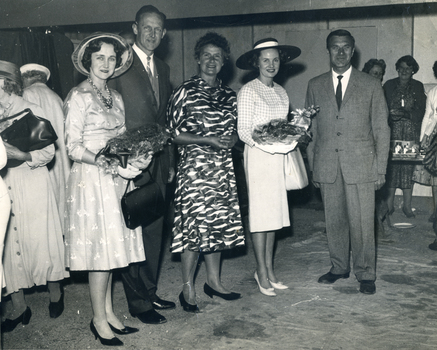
[332,66,352,80]
[133,44,154,75]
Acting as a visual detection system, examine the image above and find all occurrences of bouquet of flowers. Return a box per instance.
[96,123,171,174]
[252,105,319,147]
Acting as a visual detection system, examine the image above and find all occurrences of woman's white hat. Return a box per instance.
[20,63,51,81]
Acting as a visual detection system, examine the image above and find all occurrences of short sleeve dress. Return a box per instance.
[64,84,145,271]
[237,78,290,233]
[168,76,244,253]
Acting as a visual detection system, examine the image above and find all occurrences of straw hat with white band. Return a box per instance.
[236,38,301,70]
[71,32,133,78]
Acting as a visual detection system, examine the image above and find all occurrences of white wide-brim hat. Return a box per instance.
[20,63,51,81]
[72,32,133,78]
[236,38,301,70]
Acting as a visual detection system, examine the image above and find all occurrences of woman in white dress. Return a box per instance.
[0,137,10,294]
[236,38,300,296]
[0,60,68,332]
[64,33,151,346]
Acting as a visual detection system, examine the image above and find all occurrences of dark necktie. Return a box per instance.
[336,75,343,109]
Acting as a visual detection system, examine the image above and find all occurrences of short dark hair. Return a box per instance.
[326,29,355,49]
[395,55,419,74]
[135,5,166,27]
[433,61,437,80]
[21,70,47,84]
[1,77,22,96]
[194,32,231,61]
[82,38,124,73]
[362,59,386,75]
[247,49,289,70]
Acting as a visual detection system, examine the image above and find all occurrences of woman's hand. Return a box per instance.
[117,164,142,179]
[219,134,238,149]
[129,152,153,171]
[208,136,229,150]
[3,142,31,162]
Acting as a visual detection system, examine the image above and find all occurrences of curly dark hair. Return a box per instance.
[246,48,289,71]
[362,59,386,76]
[82,38,124,73]
[21,70,47,84]
[1,77,22,96]
[395,55,419,74]
[194,32,231,61]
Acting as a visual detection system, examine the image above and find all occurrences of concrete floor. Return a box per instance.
[2,195,437,350]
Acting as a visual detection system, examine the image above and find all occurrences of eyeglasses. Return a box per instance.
[398,66,413,73]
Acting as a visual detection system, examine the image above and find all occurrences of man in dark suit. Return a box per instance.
[305,29,390,294]
[110,5,175,324]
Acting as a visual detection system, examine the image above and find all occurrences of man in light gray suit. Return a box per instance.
[305,29,390,294]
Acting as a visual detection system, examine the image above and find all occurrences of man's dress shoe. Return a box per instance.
[152,297,176,310]
[133,309,167,324]
[359,280,376,294]
[318,272,350,284]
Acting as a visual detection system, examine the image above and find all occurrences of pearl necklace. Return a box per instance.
[87,78,113,109]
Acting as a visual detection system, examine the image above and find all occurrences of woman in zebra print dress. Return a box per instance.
[168,32,244,312]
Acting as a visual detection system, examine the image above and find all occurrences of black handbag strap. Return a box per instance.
[123,169,154,197]
[0,108,33,123]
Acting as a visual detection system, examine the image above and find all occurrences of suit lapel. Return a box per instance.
[322,72,338,111]
[132,51,150,85]
[342,68,358,108]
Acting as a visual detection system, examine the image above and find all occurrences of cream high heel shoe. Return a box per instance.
[269,280,289,290]
[254,271,276,297]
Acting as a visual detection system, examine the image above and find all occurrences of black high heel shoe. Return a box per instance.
[402,206,415,218]
[179,292,200,313]
[90,321,123,346]
[49,288,64,319]
[109,323,139,335]
[203,283,241,300]
[1,307,32,333]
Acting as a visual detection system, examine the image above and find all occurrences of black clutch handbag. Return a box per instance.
[121,170,165,230]
[0,108,58,152]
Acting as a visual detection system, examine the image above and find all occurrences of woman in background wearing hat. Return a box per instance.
[64,33,151,346]
[236,38,301,296]
[0,60,68,331]
[167,32,244,313]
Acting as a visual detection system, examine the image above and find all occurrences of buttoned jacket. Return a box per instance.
[305,68,390,184]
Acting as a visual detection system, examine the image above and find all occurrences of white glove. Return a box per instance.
[117,164,142,179]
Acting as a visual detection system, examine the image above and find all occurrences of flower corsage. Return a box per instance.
[95,123,171,174]
[252,105,319,154]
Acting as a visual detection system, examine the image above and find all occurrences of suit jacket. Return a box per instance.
[305,68,390,184]
[110,51,173,185]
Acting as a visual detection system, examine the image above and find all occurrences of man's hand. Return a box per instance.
[375,174,386,190]
[168,166,175,183]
